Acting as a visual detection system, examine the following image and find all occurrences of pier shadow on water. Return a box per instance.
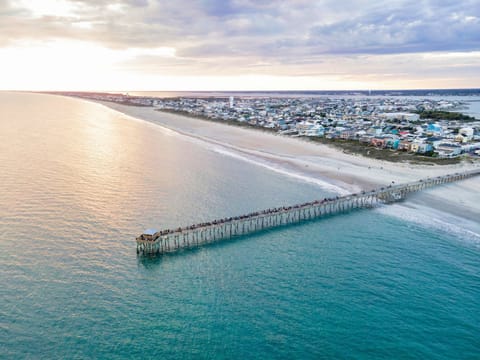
[137,170,478,267]
[136,209,366,268]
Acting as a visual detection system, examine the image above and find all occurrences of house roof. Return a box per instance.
[426,136,444,141]
[437,143,461,148]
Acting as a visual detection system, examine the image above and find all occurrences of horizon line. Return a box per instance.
[5,87,480,93]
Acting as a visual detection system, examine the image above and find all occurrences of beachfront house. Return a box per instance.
[296,121,324,136]
[410,142,420,153]
[305,125,325,137]
[385,137,400,149]
[339,129,356,140]
[371,137,387,148]
[461,142,480,153]
[411,141,433,154]
[398,140,413,151]
[359,135,373,143]
[418,142,433,154]
[434,143,462,158]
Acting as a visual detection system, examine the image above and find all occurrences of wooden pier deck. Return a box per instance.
[136,169,480,255]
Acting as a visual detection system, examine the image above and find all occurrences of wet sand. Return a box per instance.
[85,99,480,228]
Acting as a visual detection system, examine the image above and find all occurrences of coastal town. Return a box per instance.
[63,92,480,159]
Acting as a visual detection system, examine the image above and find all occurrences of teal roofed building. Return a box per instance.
[386,138,400,149]
[427,123,443,136]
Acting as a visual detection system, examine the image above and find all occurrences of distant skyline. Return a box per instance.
[1,0,479,91]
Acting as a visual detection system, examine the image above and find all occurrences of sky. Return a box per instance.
[0,0,479,91]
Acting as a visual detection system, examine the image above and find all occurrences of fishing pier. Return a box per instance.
[136,170,480,255]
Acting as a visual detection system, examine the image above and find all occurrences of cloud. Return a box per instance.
[1,0,479,85]
[3,0,479,53]
[307,2,480,55]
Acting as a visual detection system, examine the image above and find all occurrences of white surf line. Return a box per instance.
[179,136,352,195]
[210,146,351,195]
[99,103,352,195]
[376,202,480,245]
[95,100,480,244]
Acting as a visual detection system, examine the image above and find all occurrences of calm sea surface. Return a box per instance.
[1,92,479,359]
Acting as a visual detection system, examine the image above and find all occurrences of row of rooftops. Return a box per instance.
[152,97,479,158]
[65,92,480,159]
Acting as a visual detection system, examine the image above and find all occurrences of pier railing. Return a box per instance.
[136,169,480,255]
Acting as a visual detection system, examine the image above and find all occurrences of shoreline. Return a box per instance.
[61,95,480,231]
[158,108,474,166]
[95,100,479,182]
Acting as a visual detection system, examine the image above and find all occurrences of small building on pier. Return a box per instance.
[137,228,159,241]
[136,170,480,255]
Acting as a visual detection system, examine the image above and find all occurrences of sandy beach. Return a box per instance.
[90,99,479,230]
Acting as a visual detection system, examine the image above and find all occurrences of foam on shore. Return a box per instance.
[85,99,480,240]
[210,146,350,195]
[377,202,480,247]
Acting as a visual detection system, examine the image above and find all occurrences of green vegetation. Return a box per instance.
[156,109,278,133]
[156,108,477,166]
[306,137,468,165]
[416,110,475,121]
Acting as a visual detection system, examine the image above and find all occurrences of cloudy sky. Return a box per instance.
[1,0,479,90]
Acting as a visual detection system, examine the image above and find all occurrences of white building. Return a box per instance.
[459,127,474,140]
[380,112,420,122]
[296,121,324,136]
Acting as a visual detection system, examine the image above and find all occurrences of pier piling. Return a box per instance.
[136,170,480,255]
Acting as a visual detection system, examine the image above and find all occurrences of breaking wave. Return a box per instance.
[377,203,480,246]
[210,146,350,195]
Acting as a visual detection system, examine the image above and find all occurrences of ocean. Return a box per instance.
[1,92,479,359]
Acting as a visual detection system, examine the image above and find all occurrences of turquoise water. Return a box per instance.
[1,93,479,359]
